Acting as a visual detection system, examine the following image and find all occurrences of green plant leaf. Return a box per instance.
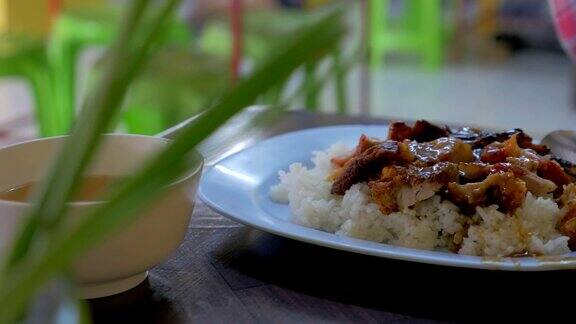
[54,281,91,324]
[0,8,345,321]
[4,0,181,269]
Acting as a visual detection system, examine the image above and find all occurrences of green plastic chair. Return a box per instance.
[369,0,443,69]
[0,34,59,136]
[47,7,192,133]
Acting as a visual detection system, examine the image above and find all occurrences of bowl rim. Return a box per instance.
[0,133,204,207]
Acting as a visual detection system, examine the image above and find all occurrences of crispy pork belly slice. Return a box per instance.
[452,127,550,154]
[458,162,490,181]
[515,132,550,155]
[537,159,572,193]
[480,138,562,194]
[396,183,443,210]
[491,162,556,196]
[480,134,524,164]
[447,172,527,213]
[369,177,400,214]
[457,161,556,196]
[387,122,413,142]
[559,205,576,250]
[370,181,444,214]
[480,143,508,164]
[388,120,450,142]
[517,171,557,196]
[507,156,539,172]
[552,157,576,181]
[409,137,474,166]
[407,162,460,184]
[369,163,459,214]
[331,141,413,195]
[557,184,576,249]
[396,163,459,209]
[331,134,382,167]
[450,127,484,143]
[559,183,576,207]
[452,128,519,148]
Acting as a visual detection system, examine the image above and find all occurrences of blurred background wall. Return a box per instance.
[0,0,573,145]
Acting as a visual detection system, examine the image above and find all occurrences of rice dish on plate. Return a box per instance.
[270,121,576,257]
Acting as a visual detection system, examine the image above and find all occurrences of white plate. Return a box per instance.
[199,125,576,271]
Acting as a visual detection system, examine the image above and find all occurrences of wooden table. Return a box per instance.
[89,109,571,323]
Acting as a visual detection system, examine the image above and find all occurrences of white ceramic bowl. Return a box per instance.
[0,134,203,298]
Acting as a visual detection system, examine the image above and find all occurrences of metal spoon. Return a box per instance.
[541,130,576,162]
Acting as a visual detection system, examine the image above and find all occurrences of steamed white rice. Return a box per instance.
[270,143,571,257]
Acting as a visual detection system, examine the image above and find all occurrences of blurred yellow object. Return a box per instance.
[470,0,508,62]
[305,0,332,10]
[0,0,99,36]
[0,0,49,36]
[477,0,499,37]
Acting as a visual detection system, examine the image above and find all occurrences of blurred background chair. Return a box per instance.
[51,0,353,134]
[0,34,56,136]
[48,4,192,134]
[369,0,444,69]
[0,0,63,136]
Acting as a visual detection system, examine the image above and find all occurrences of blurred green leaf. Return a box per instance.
[4,0,179,269]
[20,277,90,324]
[0,6,345,322]
[54,281,91,324]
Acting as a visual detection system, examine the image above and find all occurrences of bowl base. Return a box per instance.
[80,271,148,299]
